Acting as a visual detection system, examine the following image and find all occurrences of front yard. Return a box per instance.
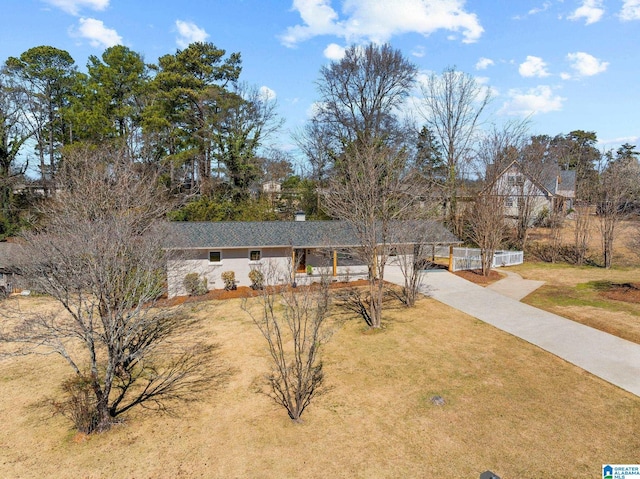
[1,292,638,478]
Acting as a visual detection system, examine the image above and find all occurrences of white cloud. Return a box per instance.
[600,135,640,147]
[566,51,608,77]
[475,57,494,70]
[175,20,209,49]
[76,17,121,48]
[500,85,565,116]
[518,55,550,77]
[323,43,346,60]
[259,86,277,101]
[411,45,426,58]
[514,1,551,19]
[280,0,341,46]
[42,0,108,15]
[568,0,604,25]
[620,0,640,20]
[281,0,484,47]
[528,1,551,15]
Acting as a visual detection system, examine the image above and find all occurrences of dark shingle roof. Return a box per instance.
[165,220,459,250]
[541,168,576,195]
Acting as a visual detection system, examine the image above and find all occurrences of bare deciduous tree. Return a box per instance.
[243,262,330,422]
[468,190,506,276]
[573,200,592,265]
[315,43,417,143]
[312,43,419,328]
[596,150,640,268]
[514,133,552,249]
[0,146,220,433]
[469,123,525,276]
[386,221,442,308]
[419,66,491,234]
[547,205,565,263]
[323,141,420,327]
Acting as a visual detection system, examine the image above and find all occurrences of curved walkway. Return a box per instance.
[485,269,546,300]
[384,266,640,397]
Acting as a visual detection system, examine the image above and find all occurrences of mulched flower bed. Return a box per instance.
[159,279,372,306]
[453,269,503,286]
[598,282,640,304]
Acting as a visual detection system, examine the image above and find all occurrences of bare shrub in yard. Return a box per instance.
[184,272,208,296]
[243,263,331,422]
[51,374,101,434]
[335,284,376,327]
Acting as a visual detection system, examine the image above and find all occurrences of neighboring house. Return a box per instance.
[165,218,459,298]
[0,242,20,295]
[262,181,282,194]
[491,160,576,221]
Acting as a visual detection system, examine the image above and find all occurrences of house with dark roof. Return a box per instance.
[164,217,459,297]
[490,160,576,221]
[0,242,20,296]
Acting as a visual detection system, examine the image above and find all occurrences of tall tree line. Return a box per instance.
[0,42,282,237]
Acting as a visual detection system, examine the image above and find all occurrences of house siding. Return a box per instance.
[167,246,370,297]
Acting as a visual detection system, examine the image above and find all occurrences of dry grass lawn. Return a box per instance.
[501,218,640,343]
[1,292,639,478]
[508,262,640,343]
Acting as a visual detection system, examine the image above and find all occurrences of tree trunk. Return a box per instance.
[369,280,382,328]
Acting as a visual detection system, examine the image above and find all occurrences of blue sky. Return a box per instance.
[2,0,639,156]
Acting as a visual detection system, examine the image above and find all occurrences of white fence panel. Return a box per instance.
[452,256,482,272]
[433,247,523,272]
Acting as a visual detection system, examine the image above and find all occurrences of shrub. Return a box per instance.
[183,273,208,296]
[249,269,264,290]
[51,374,101,434]
[527,242,587,265]
[534,206,550,227]
[221,271,236,290]
[244,274,331,422]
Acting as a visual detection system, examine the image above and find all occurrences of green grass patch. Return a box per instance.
[525,285,614,309]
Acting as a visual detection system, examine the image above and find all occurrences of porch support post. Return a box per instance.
[333,249,337,277]
[448,245,454,272]
[291,249,296,282]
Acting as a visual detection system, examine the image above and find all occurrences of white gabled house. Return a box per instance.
[164,218,459,298]
[492,160,576,221]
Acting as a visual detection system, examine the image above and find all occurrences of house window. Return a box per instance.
[507,175,524,187]
[249,250,262,262]
[505,197,517,207]
[209,251,222,263]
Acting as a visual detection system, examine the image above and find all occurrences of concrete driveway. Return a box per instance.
[384,266,640,397]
